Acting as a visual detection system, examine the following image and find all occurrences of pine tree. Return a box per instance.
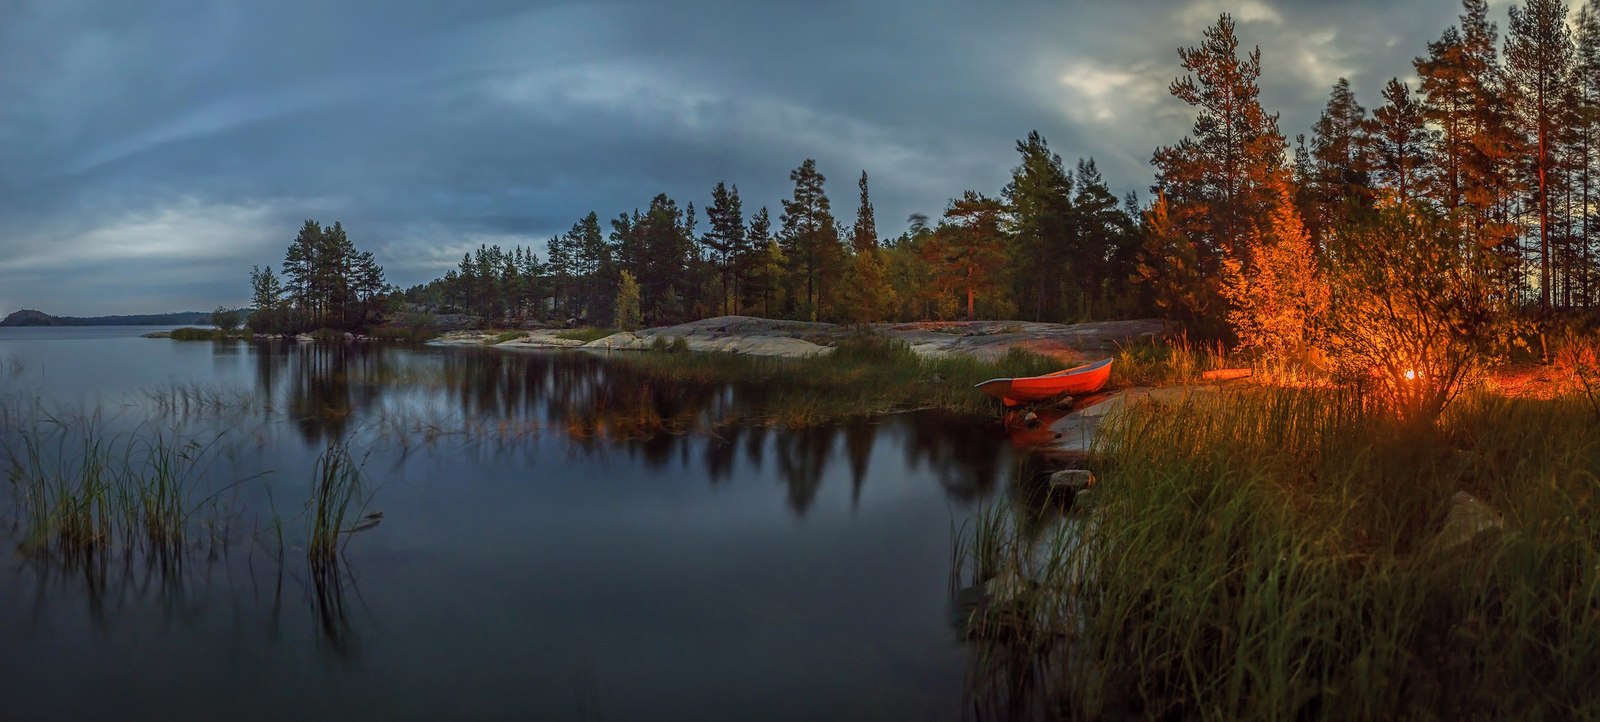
[926,191,1008,321]
[1577,1,1600,305]
[851,170,878,253]
[1072,158,1134,318]
[1151,14,1286,334]
[701,182,747,316]
[1002,131,1074,320]
[1306,78,1375,243]
[1506,0,1576,311]
[778,159,841,321]
[1371,78,1432,205]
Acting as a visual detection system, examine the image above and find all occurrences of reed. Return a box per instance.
[957,386,1600,720]
[1,411,248,562]
[305,443,365,562]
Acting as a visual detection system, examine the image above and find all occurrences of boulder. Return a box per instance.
[1434,491,1504,550]
[1048,469,1096,493]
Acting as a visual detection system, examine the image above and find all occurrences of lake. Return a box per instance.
[0,327,1052,721]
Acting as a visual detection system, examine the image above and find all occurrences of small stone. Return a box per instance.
[1072,489,1095,510]
[1048,469,1096,492]
[343,332,355,342]
[930,373,947,383]
[1023,411,1041,428]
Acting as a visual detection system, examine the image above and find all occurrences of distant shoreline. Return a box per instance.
[0,308,239,328]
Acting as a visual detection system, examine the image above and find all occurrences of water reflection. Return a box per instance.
[2,336,1089,720]
[223,342,1023,516]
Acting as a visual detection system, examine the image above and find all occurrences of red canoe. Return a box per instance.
[974,358,1113,407]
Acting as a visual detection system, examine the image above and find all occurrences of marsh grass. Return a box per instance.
[2,412,250,562]
[305,443,367,562]
[555,327,617,343]
[488,330,527,344]
[169,327,251,341]
[957,386,1600,720]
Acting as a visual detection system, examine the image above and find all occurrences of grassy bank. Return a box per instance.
[607,334,1064,424]
[169,327,253,341]
[955,386,1600,719]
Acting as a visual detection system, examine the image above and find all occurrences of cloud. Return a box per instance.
[0,0,1514,313]
[1175,0,1286,29]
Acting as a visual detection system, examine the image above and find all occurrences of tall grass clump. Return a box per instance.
[305,443,366,562]
[3,416,240,561]
[7,430,116,559]
[1112,333,1227,387]
[983,386,1600,720]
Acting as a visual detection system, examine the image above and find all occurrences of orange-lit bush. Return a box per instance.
[1553,332,1600,416]
[1220,176,1329,365]
[1324,206,1521,423]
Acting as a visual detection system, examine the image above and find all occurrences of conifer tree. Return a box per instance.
[701,182,747,316]
[778,159,841,320]
[1506,0,1576,311]
[926,191,1008,321]
[1151,14,1286,334]
[1002,131,1073,320]
[1371,78,1432,205]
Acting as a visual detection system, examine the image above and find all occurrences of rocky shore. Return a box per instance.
[431,315,1172,360]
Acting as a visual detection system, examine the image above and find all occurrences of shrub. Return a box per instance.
[1324,206,1523,424]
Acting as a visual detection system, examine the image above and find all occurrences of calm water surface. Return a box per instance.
[0,327,1052,721]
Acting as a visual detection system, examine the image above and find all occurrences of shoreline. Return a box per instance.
[429,314,1172,360]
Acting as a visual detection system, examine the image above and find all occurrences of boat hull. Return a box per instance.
[974,358,1113,407]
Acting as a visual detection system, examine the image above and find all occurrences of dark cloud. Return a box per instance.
[0,0,1498,313]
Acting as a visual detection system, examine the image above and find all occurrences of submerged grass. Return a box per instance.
[958,386,1600,720]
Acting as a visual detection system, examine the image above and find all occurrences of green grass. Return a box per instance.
[168,327,251,341]
[366,324,440,342]
[554,327,617,343]
[489,330,526,344]
[955,386,1600,720]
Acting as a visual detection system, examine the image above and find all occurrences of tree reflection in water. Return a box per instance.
[5,340,1077,714]
[234,342,1021,516]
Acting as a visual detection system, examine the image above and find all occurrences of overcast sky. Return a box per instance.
[0,0,1519,314]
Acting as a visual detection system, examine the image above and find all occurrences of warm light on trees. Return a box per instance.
[1220,175,1328,364]
[1324,205,1522,423]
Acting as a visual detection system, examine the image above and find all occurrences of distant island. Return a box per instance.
[0,308,239,327]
